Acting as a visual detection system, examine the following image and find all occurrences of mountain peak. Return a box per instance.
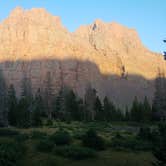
[0,7,165,108]
[9,6,24,17]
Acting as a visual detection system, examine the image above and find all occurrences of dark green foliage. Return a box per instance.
[130,96,152,122]
[63,89,81,121]
[142,97,152,122]
[82,129,105,150]
[36,139,54,152]
[137,127,152,140]
[102,96,124,121]
[44,71,54,119]
[152,70,166,121]
[153,123,166,166]
[45,119,53,126]
[95,96,103,121]
[0,70,7,127]
[49,130,72,145]
[111,134,153,151]
[30,131,47,140]
[7,84,18,126]
[15,76,33,128]
[84,84,97,121]
[103,96,110,121]
[130,97,141,122]
[53,88,83,121]
[14,133,29,142]
[53,145,96,160]
[16,97,31,128]
[0,128,19,137]
[31,89,43,127]
[125,106,130,121]
[0,140,25,166]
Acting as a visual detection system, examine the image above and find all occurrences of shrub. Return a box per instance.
[36,139,54,152]
[0,128,20,137]
[110,135,153,151]
[30,131,47,140]
[46,119,53,126]
[49,130,72,146]
[82,129,105,150]
[73,130,84,139]
[0,141,25,166]
[14,133,29,142]
[53,145,96,160]
[137,127,152,140]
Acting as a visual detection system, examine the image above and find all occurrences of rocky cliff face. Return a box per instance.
[0,7,165,108]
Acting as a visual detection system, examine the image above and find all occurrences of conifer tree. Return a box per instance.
[0,69,7,126]
[84,84,97,121]
[125,105,130,121]
[142,96,152,122]
[103,96,110,121]
[31,88,43,127]
[7,84,18,126]
[44,71,54,119]
[130,96,140,121]
[153,69,166,120]
[17,75,33,128]
[95,96,103,121]
[64,89,79,121]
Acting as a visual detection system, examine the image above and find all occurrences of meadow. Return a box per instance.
[0,121,156,166]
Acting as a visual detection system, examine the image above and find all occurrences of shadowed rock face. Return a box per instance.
[0,7,165,108]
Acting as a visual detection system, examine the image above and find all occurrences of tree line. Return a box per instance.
[0,69,165,127]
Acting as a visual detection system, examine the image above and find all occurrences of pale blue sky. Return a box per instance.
[0,0,165,53]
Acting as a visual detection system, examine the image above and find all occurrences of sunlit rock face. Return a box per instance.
[0,7,165,108]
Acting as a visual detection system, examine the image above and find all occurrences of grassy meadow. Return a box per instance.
[0,121,156,166]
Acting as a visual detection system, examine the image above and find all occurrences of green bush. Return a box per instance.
[46,119,53,126]
[110,135,153,151]
[73,130,84,139]
[53,145,96,160]
[0,140,25,166]
[30,131,47,140]
[137,127,152,140]
[36,139,54,152]
[0,128,20,137]
[82,129,105,150]
[14,133,29,142]
[49,130,72,146]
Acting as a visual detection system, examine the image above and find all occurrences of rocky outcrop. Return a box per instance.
[0,7,165,108]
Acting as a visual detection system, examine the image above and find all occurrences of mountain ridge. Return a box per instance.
[0,7,165,108]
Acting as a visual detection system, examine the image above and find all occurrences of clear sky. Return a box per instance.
[0,0,165,53]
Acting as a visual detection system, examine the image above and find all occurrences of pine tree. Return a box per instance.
[77,98,84,121]
[7,84,18,126]
[103,96,118,121]
[109,101,117,121]
[16,75,33,128]
[130,96,140,122]
[44,71,54,119]
[31,88,43,127]
[0,69,7,126]
[64,89,79,121]
[17,97,31,128]
[103,96,110,121]
[84,84,97,121]
[125,105,130,121]
[116,108,124,121]
[142,96,152,122]
[153,69,166,120]
[52,87,68,121]
[153,123,166,166]
[95,96,103,121]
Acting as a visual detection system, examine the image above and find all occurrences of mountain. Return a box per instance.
[0,7,165,108]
